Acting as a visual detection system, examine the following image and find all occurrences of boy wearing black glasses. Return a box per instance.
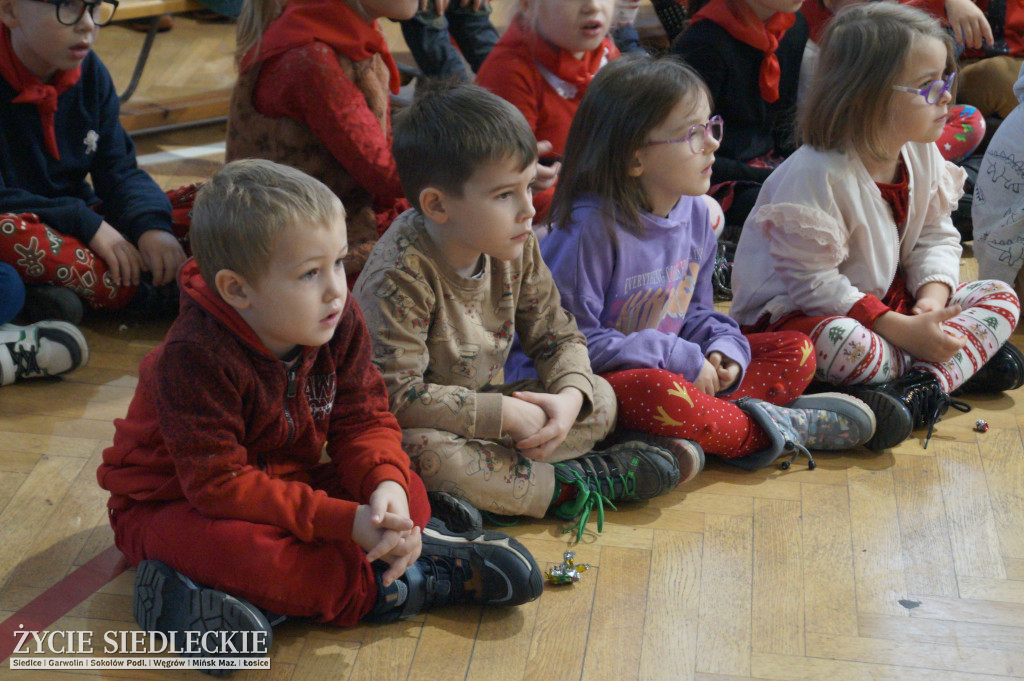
[0,0,188,322]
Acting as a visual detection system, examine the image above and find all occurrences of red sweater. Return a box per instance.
[476,17,618,218]
[97,260,412,544]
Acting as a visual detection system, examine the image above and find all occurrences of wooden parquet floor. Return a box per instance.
[1,12,1022,681]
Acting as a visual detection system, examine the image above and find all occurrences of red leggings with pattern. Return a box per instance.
[0,184,196,310]
[604,332,816,458]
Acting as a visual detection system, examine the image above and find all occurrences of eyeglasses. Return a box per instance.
[892,72,956,105]
[646,115,724,154]
[28,0,119,26]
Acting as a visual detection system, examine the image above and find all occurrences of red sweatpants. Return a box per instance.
[604,332,816,458]
[0,184,196,310]
[110,464,432,627]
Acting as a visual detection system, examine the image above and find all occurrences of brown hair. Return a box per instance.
[392,80,537,210]
[549,54,711,237]
[798,2,956,161]
[190,159,345,287]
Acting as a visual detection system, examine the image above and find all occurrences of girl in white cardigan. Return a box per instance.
[730,3,1022,450]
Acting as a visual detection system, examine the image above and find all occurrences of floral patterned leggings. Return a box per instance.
[0,184,195,310]
[777,280,1020,393]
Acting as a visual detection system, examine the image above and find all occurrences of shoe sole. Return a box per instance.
[133,561,271,665]
[838,389,913,451]
[421,520,543,605]
[33,320,89,371]
[787,392,878,449]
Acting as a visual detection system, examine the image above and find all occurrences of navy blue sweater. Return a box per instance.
[673,13,808,186]
[0,52,172,246]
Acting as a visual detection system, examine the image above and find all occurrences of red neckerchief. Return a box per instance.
[508,15,618,97]
[799,0,831,43]
[0,26,82,160]
[239,0,400,94]
[691,0,795,103]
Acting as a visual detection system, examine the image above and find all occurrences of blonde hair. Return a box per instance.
[798,2,956,161]
[234,0,283,67]
[190,159,345,288]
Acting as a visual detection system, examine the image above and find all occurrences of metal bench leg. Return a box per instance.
[118,14,169,103]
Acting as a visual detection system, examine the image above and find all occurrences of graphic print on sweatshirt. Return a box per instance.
[609,245,703,334]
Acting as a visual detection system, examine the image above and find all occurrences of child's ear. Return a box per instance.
[627,151,645,178]
[0,0,20,27]
[419,187,449,224]
[214,269,253,310]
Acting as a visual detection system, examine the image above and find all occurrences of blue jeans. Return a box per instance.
[399,1,499,79]
[0,262,25,325]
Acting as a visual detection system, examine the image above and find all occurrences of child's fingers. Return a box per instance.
[937,304,963,321]
[376,511,415,532]
[516,421,558,450]
[365,529,402,563]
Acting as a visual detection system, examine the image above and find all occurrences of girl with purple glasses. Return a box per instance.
[731,3,1023,451]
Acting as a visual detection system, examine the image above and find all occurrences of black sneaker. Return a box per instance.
[22,285,84,324]
[552,441,680,541]
[847,371,969,449]
[367,519,543,621]
[133,560,273,674]
[954,342,1024,395]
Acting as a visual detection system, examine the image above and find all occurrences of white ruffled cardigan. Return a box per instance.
[730,141,966,326]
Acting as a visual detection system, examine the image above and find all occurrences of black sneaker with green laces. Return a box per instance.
[552,441,680,541]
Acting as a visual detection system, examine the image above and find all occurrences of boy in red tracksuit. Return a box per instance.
[97,159,542,666]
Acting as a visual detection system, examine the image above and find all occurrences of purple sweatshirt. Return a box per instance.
[507,195,750,390]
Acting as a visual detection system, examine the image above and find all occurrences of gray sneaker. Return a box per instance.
[732,393,876,470]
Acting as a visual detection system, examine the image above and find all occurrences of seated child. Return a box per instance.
[0,0,188,320]
[509,55,876,473]
[475,0,620,220]
[730,4,1023,451]
[400,0,500,79]
[673,0,808,233]
[973,62,1024,300]
[228,0,415,278]
[353,82,681,542]
[0,262,89,386]
[97,160,543,664]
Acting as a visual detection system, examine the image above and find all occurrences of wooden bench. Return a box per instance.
[112,0,235,133]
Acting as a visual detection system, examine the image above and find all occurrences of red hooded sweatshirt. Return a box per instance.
[97,259,412,544]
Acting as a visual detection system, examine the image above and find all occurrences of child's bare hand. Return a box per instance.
[876,307,967,363]
[354,481,420,586]
[513,387,584,460]
[912,282,952,316]
[707,352,741,392]
[694,358,721,396]
[89,221,144,287]
[501,395,548,443]
[945,0,994,48]
[535,141,560,193]
[138,229,186,287]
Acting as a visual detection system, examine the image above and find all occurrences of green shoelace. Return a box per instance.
[553,464,638,542]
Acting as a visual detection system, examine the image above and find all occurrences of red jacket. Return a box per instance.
[97,260,412,544]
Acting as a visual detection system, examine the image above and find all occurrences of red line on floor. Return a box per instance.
[0,545,127,662]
